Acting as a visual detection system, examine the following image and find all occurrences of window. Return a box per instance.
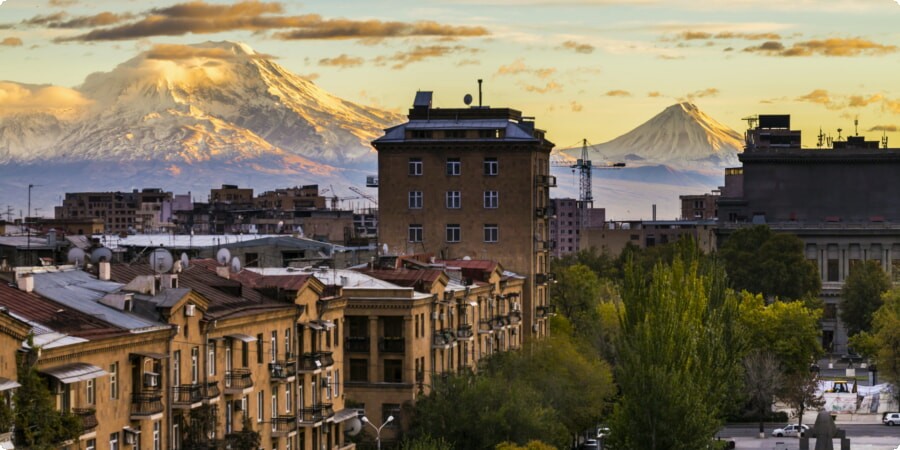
[257,391,264,423]
[827,258,839,282]
[110,362,118,399]
[408,191,423,209]
[446,224,460,243]
[208,341,216,376]
[408,225,423,243]
[334,369,340,397]
[445,130,465,139]
[173,351,181,384]
[190,347,199,384]
[226,402,233,434]
[350,359,368,382]
[245,252,259,268]
[271,392,277,431]
[110,432,119,450]
[446,191,461,209]
[241,342,249,367]
[446,158,461,176]
[479,129,500,139]
[484,157,498,176]
[383,403,401,428]
[284,328,291,358]
[484,191,499,209]
[408,158,423,176]
[86,439,96,450]
[286,386,292,412]
[384,359,403,383]
[172,423,180,450]
[153,422,160,450]
[256,334,263,364]
[484,224,499,243]
[86,379,95,405]
[271,331,277,363]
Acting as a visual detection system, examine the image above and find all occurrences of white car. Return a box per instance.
[771,424,809,437]
[884,412,900,426]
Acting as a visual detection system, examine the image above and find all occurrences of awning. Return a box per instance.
[123,426,140,436]
[225,333,257,343]
[130,351,169,360]
[0,377,21,391]
[332,408,360,424]
[39,362,108,384]
[305,322,323,331]
[313,320,336,329]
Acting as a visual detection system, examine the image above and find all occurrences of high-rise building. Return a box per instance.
[373,91,555,337]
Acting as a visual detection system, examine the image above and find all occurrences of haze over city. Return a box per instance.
[1,0,899,150]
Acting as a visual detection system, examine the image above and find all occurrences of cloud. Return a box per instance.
[744,37,897,57]
[683,88,719,101]
[796,89,832,105]
[48,0,77,5]
[373,45,477,69]
[49,12,136,29]
[795,89,895,111]
[23,13,68,27]
[605,89,631,97]
[848,93,884,107]
[145,43,245,60]
[456,58,480,66]
[561,40,594,54]
[868,125,897,132]
[55,1,489,42]
[673,31,781,41]
[301,72,320,81]
[318,54,364,68]
[570,101,583,112]
[647,91,662,97]
[1,37,23,47]
[495,58,556,79]
[521,81,563,94]
[0,82,92,116]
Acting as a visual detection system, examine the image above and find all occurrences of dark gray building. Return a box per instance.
[718,115,899,355]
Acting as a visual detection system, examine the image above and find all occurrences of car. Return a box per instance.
[580,439,600,450]
[771,424,809,437]
[884,412,900,426]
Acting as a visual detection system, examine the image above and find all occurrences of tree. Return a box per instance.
[610,255,742,450]
[840,259,891,338]
[719,226,820,300]
[397,434,453,450]
[226,417,261,450]
[743,351,782,437]
[495,440,557,450]
[738,293,823,375]
[779,370,823,429]
[13,344,81,449]
[550,264,602,329]
[864,289,900,403]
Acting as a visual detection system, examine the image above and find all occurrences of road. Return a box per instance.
[718,424,900,450]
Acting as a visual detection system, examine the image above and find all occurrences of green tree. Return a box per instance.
[864,289,900,403]
[840,259,891,338]
[226,417,261,450]
[495,440,557,450]
[610,255,742,450]
[738,293,823,375]
[743,351,782,437]
[397,434,453,450]
[719,226,820,300]
[550,264,602,328]
[779,370,823,430]
[13,345,81,449]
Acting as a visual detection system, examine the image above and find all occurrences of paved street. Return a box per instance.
[719,415,900,450]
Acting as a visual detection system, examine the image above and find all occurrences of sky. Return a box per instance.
[1,0,899,150]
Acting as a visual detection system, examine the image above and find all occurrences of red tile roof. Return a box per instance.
[0,283,128,339]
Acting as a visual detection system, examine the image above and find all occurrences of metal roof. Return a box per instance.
[0,377,20,391]
[94,234,338,251]
[0,236,54,249]
[39,362,108,384]
[247,267,432,300]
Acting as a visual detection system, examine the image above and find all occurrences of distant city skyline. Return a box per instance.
[1,0,898,149]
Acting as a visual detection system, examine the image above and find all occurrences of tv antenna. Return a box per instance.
[149,248,174,274]
[817,127,825,148]
[883,131,889,149]
[216,248,232,266]
[854,116,859,136]
[837,128,843,141]
[90,247,113,264]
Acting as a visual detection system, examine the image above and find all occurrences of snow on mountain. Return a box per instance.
[561,102,743,173]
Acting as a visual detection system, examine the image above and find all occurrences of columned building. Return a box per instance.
[372,91,555,338]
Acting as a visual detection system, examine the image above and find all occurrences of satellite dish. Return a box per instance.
[230,256,242,273]
[90,247,113,264]
[345,417,362,436]
[149,248,174,274]
[216,248,232,266]
[180,252,190,270]
[462,255,472,261]
[67,248,86,266]
[276,221,284,233]
[296,225,304,237]
[463,93,473,105]
[382,243,388,255]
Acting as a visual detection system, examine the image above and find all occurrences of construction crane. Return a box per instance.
[348,186,378,205]
[552,139,625,229]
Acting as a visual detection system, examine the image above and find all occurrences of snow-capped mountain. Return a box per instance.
[560,102,743,173]
[0,41,402,212]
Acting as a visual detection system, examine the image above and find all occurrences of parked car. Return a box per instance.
[580,439,600,450]
[883,412,900,426]
[771,424,809,437]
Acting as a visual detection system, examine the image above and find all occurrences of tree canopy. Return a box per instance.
[719,226,820,301]
[13,346,81,449]
[840,259,891,337]
[738,292,823,375]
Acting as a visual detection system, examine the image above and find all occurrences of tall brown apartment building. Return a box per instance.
[372,91,555,338]
[55,188,173,234]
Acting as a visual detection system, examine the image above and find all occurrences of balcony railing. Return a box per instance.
[72,408,98,433]
[478,319,493,334]
[172,384,203,407]
[298,403,335,424]
[298,352,334,372]
[269,360,297,382]
[224,369,253,394]
[131,389,164,417]
[536,305,556,319]
[508,310,522,324]
[203,381,220,400]
[456,324,474,339]
[345,336,370,352]
[271,415,298,437]
[535,174,557,187]
[432,329,456,348]
[492,315,511,329]
[379,337,405,353]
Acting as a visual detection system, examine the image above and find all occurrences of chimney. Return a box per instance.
[99,261,111,281]
[216,266,230,279]
[17,274,34,293]
[652,204,657,221]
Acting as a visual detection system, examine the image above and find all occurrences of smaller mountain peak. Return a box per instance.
[672,101,698,113]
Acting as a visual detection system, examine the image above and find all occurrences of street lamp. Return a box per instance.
[360,415,393,450]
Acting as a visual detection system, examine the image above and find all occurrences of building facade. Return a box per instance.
[55,189,174,234]
[373,91,554,338]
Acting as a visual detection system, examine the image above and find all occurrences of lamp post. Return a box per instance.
[361,415,393,450]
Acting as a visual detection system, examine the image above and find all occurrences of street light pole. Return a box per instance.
[361,415,393,450]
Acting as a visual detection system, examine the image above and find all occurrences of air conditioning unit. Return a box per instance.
[124,429,138,445]
[185,304,196,317]
[144,372,159,388]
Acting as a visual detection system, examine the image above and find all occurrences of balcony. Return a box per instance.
[492,315,511,330]
[345,336,370,353]
[172,384,203,409]
[478,319,493,334]
[224,369,253,395]
[203,381,221,402]
[534,273,555,284]
[72,408,98,434]
[432,329,456,349]
[271,415,298,437]
[536,305,556,319]
[298,352,334,373]
[298,403,334,425]
[535,207,549,219]
[534,240,549,252]
[508,310,522,325]
[535,174,557,187]
[269,360,297,383]
[456,324,474,340]
[379,337,405,353]
[130,389,164,419]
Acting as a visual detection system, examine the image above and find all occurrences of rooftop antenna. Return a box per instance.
[149,248,174,274]
[882,131,889,149]
[854,116,859,136]
[463,93,473,106]
[230,256,242,273]
[180,252,190,270]
[817,127,825,149]
[837,128,843,141]
[477,79,483,107]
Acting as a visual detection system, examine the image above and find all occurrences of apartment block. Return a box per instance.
[55,188,173,234]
